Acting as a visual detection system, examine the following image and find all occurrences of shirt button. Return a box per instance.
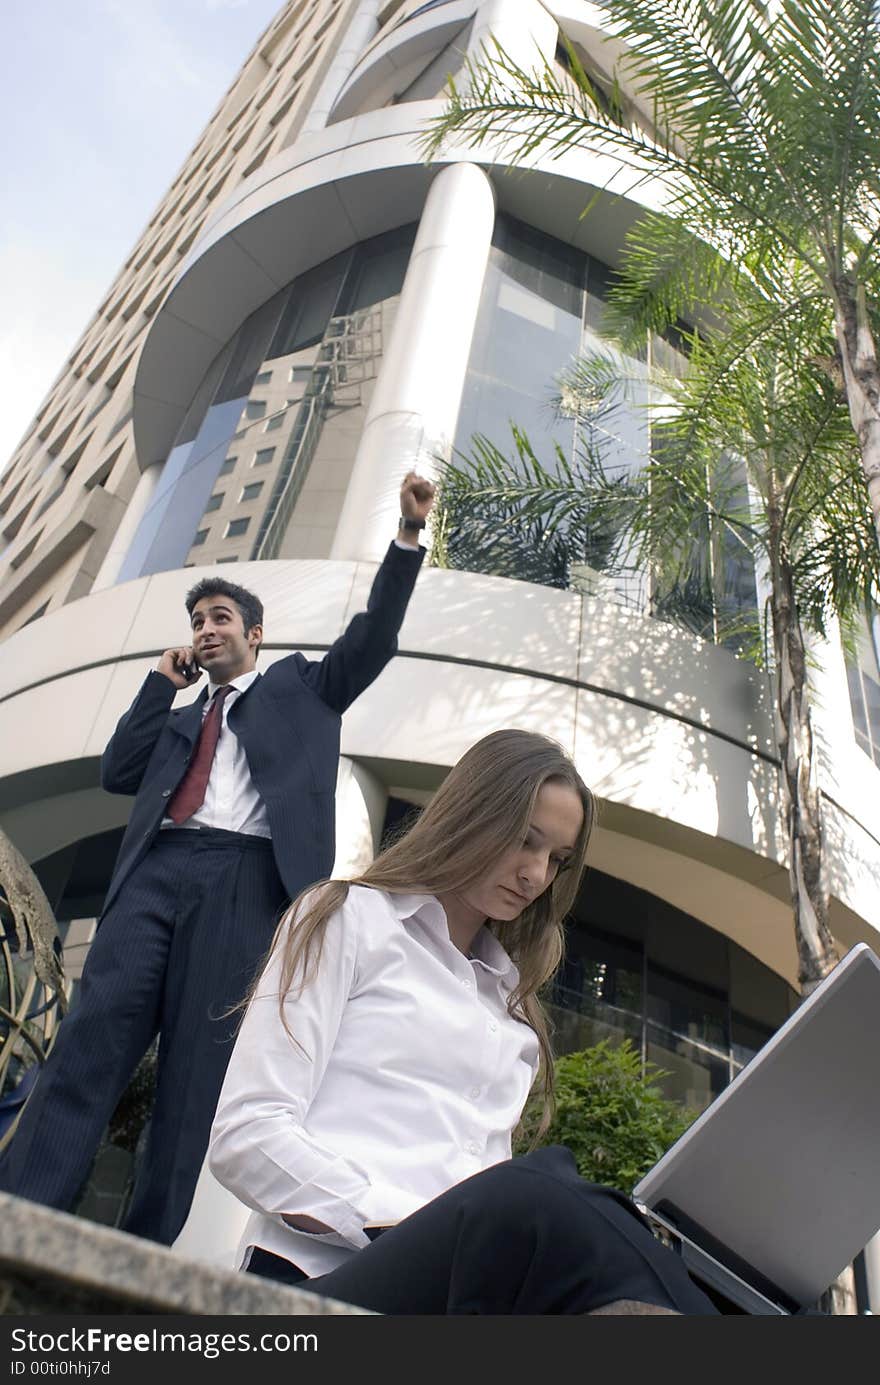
[488,1020,498,1033]
[470,1087,481,1100]
[466,1141,479,1156]
[161,789,172,798]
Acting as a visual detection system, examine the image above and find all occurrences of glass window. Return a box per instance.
[649,447,757,646]
[447,215,755,635]
[646,965,728,1056]
[848,662,871,752]
[646,908,729,1056]
[864,673,880,755]
[455,215,585,469]
[550,923,643,1056]
[214,291,286,405]
[113,342,233,584]
[205,493,223,512]
[650,322,690,377]
[729,944,793,1070]
[553,925,643,1021]
[264,403,296,432]
[163,340,232,449]
[582,256,616,336]
[240,482,263,502]
[225,517,250,538]
[339,225,416,314]
[578,254,651,496]
[268,254,350,359]
[715,477,758,638]
[500,217,584,318]
[217,555,239,563]
[450,216,649,598]
[646,1027,729,1114]
[546,868,796,1114]
[116,228,415,579]
[191,529,208,546]
[846,613,880,764]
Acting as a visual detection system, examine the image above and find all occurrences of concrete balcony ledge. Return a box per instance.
[0,1193,367,1316]
[0,1193,716,1315]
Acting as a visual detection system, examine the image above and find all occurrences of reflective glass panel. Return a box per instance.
[548,869,796,1115]
[455,215,584,464]
[118,227,416,578]
[646,1026,729,1113]
[448,216,757,634]
[451,218,657,600]
[846,613,880,763]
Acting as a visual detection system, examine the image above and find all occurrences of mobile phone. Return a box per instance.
[177,655,200,682]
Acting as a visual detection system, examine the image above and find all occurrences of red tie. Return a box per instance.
[166,685,233,824]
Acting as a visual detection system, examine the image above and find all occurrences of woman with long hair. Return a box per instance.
[209,729,716,1314]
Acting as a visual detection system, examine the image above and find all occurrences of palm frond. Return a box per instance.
[427,0,880,288]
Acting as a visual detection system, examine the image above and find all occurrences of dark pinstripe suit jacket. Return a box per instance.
[99,542,425,918]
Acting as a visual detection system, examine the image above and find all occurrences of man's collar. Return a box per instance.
[207,669,260,699]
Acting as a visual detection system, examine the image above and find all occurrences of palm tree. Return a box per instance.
[424,0,880,549]
[438,317,880,995]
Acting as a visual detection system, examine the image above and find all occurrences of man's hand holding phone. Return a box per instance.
[158,646,203,690]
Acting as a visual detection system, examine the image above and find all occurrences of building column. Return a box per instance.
[468,0,559,69]
[332,756,387,876]
[172,760,387,1267]
[806,609,857,741]
[299,0,382,135]
[803,617,857,782]
[330,161,496,563]
[90,460,163,592]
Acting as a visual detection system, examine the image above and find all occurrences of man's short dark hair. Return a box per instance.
[185,578,264,650]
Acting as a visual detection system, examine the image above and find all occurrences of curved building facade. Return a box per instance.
[2,0,879,1285]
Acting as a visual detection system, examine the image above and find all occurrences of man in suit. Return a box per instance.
[0,471,435,1244]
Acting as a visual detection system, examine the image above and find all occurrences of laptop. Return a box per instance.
[632,941,880,1314]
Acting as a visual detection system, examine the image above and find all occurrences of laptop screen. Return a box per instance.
[633,943,880,1307]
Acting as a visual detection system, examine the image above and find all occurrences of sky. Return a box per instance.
[0,0,285,470]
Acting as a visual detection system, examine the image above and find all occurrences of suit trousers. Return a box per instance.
[0,828,287,1245]
[246,1146,719,1314]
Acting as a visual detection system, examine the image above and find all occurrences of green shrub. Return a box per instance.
[514,1039,696,1194]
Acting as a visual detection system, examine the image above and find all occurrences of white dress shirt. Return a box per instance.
[161,670,270,837]
[209,886,540,1277]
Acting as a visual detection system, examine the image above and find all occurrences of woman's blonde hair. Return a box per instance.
[262,729,595,1137]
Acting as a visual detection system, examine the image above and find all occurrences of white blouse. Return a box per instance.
[209,885,540,1277]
